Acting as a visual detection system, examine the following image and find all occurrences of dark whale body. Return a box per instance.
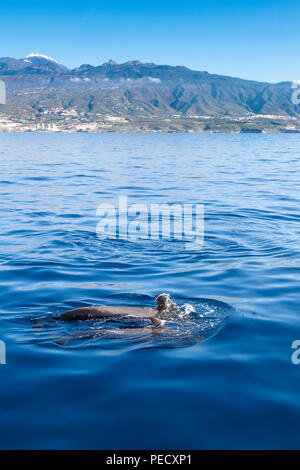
[54,294,177,329]
[54,305,158,321]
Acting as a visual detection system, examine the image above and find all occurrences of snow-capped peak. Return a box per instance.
[24,52,59,64]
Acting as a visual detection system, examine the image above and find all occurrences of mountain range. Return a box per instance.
[0,52,299,132]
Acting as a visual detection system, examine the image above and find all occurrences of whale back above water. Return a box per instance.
[48,294,234,348]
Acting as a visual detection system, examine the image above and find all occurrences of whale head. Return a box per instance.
[155,293,177,317]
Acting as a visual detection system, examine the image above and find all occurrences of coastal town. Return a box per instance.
[0,111,299,133]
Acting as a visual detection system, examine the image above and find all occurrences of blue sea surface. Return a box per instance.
[0,132,299,449]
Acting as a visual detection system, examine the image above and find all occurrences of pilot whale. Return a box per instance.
[56,323,166,345]
[54,294,178,328]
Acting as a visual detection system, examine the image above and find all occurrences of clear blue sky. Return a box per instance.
[1,0,299,83]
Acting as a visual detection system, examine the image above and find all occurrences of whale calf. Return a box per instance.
[56,323,166,345]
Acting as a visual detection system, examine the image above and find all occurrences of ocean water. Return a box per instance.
[0,132,300,449]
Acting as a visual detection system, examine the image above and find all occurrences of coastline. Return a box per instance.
[1,115,299,133]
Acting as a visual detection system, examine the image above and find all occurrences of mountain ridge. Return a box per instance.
[0,53,299,132]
